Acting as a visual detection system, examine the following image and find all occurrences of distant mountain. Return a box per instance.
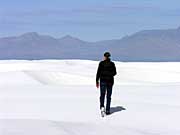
[0,27,180,61]
[58,35,87,45]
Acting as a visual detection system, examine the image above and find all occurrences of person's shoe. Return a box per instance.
[106,110,111,115]
[100,107,105,117]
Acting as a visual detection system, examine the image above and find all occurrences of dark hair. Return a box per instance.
[104,52,111,58]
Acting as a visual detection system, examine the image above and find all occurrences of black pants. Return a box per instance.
[100,81,113,112]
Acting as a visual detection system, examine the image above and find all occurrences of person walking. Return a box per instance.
[96,52,117,116]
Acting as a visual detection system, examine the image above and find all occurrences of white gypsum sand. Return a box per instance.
[0,60,180,135]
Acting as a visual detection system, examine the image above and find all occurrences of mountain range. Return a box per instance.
[0,26,180,61]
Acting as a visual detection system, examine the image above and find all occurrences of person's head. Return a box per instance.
[103,52,111,60]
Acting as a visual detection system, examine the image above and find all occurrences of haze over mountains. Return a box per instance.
[0,26,180,61]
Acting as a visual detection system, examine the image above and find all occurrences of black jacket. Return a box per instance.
[96,58,117,85]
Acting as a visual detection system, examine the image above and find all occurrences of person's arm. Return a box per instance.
[112,62,117,76]
[96,62,101,87]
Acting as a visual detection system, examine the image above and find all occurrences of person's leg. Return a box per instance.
[100,81,106,109]
[106,83,113,113]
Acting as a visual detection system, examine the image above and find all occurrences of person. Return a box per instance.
[96,52,117,115]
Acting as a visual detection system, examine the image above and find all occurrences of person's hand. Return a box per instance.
[96,82,99,88]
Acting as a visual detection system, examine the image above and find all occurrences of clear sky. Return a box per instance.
[0,0,180,41]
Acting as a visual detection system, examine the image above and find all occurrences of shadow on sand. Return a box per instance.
[110,106,126,114]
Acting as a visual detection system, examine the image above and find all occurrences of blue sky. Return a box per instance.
[0,0,180,41]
